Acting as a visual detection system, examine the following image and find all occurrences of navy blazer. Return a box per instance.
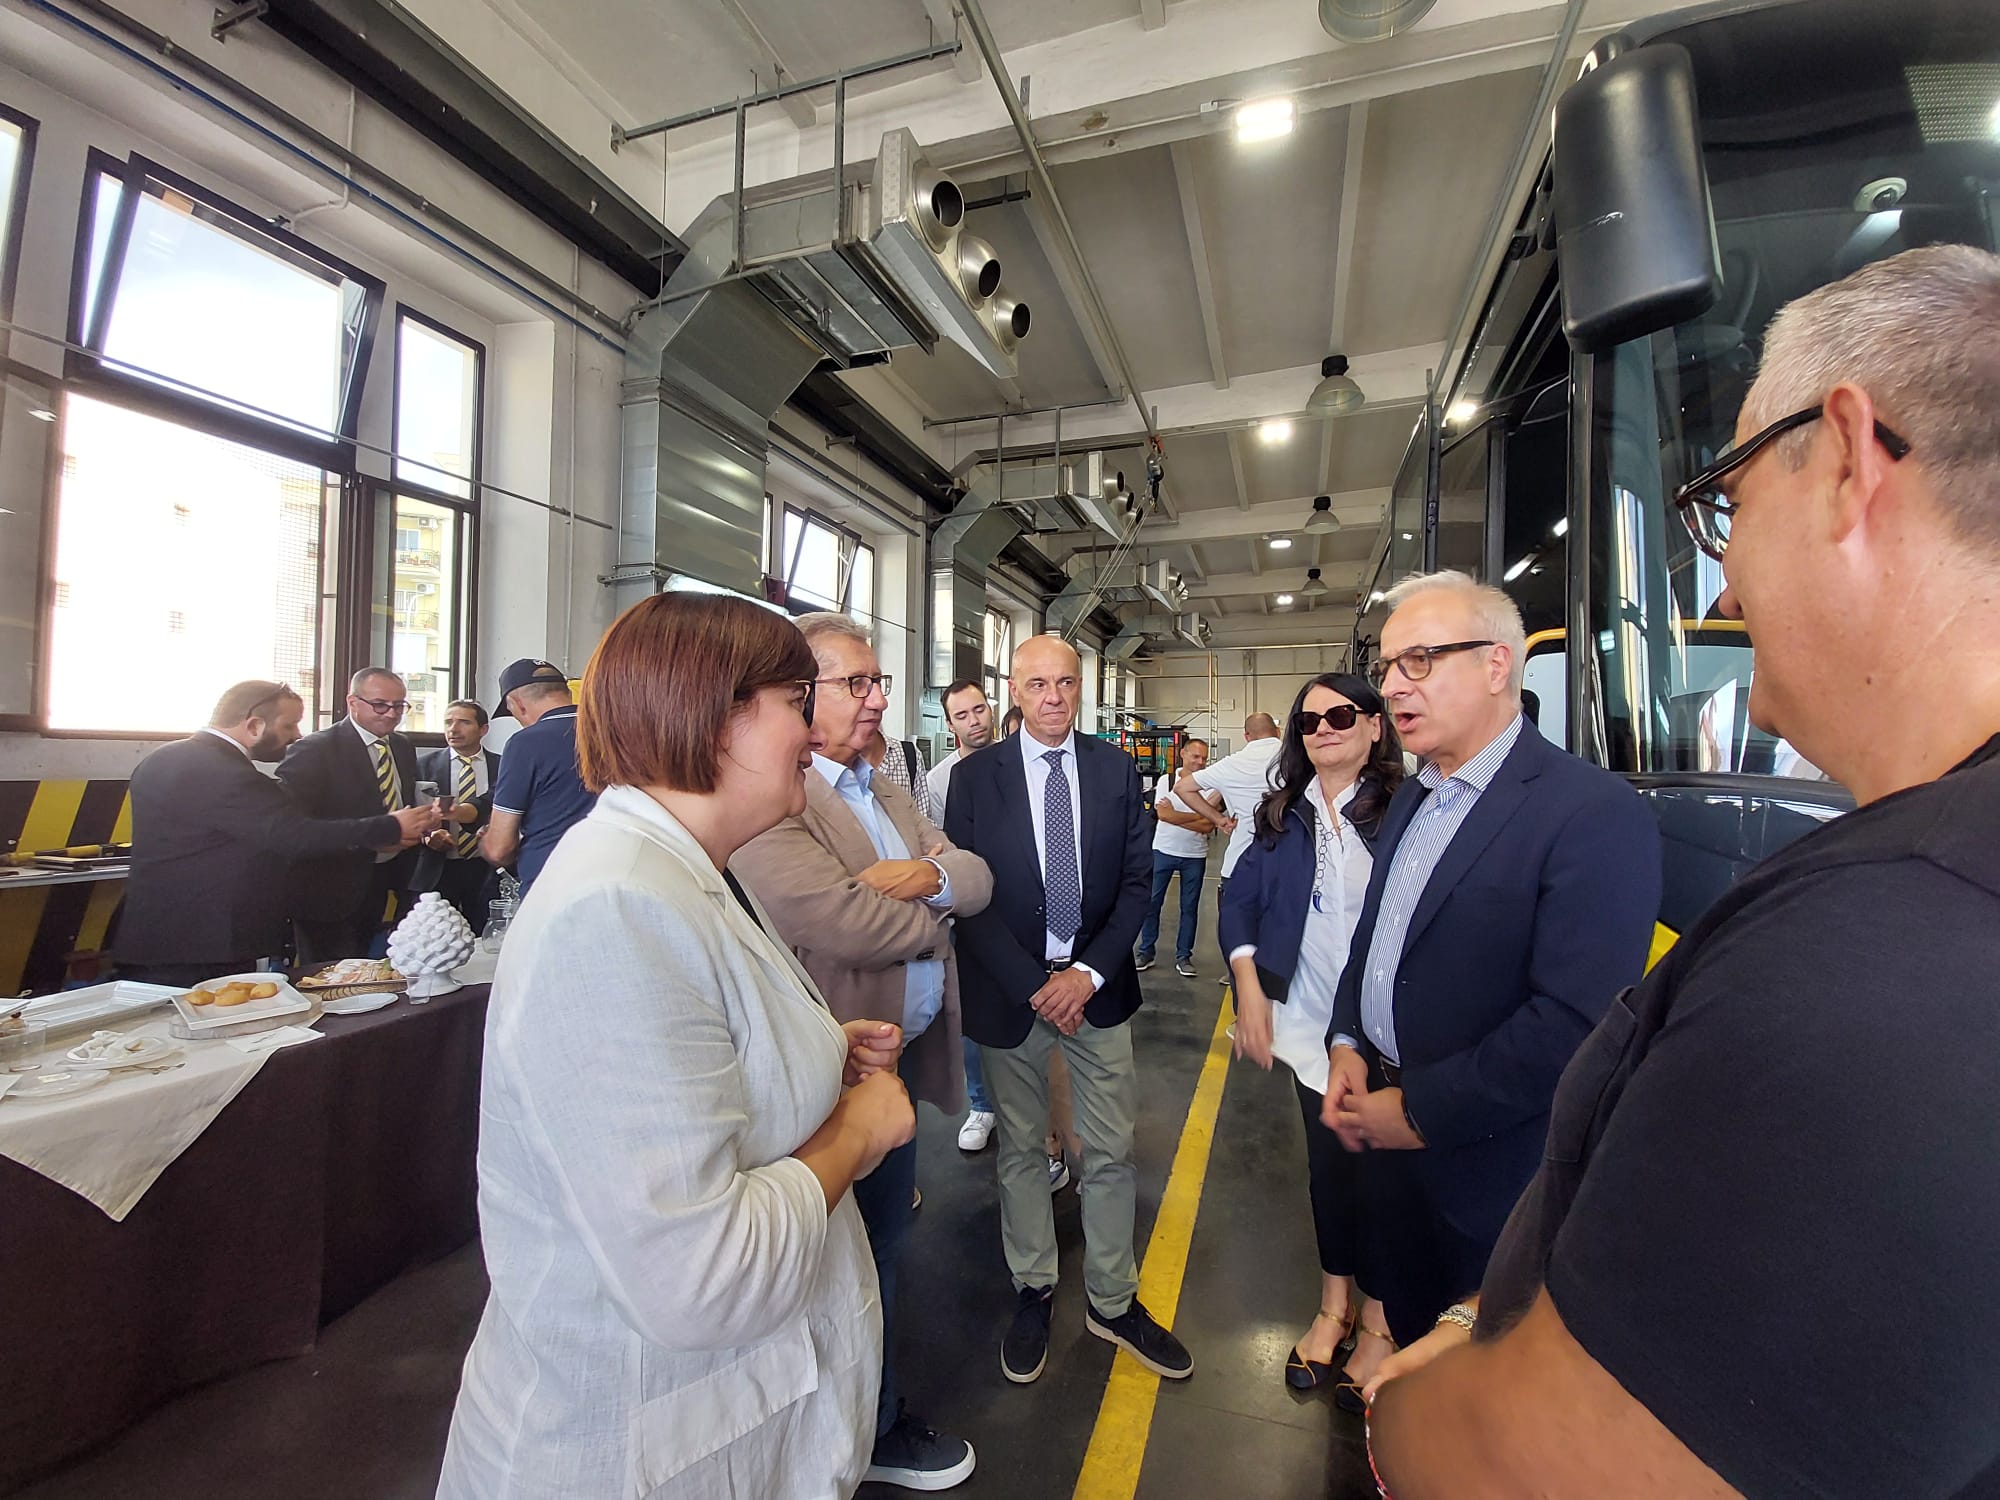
[1329,722,1661,1249]
[1216,779,1388,1003]
[409,745,502,893]
[944,731,1152,1048]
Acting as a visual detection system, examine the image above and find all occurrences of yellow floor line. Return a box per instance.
[1071,994,1236,1500]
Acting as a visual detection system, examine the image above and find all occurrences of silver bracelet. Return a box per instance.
[1435,1303,1477,1334]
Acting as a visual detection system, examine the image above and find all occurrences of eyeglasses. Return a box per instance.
[1674,404,1912,562]
[792,679,817,727]
[1294,705,1363,735]
[352,696,409,715]
[1368,641,1496,687]
[816,673,892,699]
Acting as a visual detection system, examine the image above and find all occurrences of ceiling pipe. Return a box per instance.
[956,0,1162,466]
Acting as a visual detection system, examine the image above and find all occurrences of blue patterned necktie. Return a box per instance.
[1041,749,1082,940]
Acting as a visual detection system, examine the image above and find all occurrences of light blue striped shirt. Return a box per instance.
[813,753,951,1040]
[1341,714,1525,1065]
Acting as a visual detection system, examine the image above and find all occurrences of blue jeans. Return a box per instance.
[1138,852,1206,963]
[851,1131,919,1438]
[963,1036,991,1113]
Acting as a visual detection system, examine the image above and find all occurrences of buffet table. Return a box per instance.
[0,982,491,1495]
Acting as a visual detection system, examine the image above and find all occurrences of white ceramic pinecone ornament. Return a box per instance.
[387,891,476,999]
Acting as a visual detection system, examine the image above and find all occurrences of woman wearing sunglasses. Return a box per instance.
[1218,672,1404,1405]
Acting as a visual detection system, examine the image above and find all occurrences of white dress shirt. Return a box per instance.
[1192,736,1284,878]
[1018,730,1103,990]
[925,748,963,816]
[201,727,251,760]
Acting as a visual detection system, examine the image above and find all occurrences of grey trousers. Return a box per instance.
[980,1017,1139,1316]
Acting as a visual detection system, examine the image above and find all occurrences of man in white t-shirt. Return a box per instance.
[1137,738,1213,978]
[1175,713,1283,888]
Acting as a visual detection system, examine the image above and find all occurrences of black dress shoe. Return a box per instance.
[1002,1285,1054,1384]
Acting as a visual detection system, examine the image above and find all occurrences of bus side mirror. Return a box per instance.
[1552,43,1720,353]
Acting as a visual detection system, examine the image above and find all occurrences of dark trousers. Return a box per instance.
[1138,852,1205,962]
[1294,1075,1364,1280]
[295,868,401,966]
[1358,1053,1489,1346]
[422,857,495,934]
[850,1130,919,1440]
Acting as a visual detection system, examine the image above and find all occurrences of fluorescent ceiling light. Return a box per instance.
[1274,593,1295,606]
[1553,516,1569,537]
[1504,556,1531,582]
[1400,532,1413,541]
[1447,400,1478,424]
[28,408,55,422]
[1267,536,1293,550]
[1235,97,1295,143]
[1258,419,1293,445]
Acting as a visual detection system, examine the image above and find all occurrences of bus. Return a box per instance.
[1356,0,1998,936]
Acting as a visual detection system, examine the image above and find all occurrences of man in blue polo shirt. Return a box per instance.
[482,659,593,893]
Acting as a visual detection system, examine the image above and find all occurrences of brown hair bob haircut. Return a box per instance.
[576,592,816,795]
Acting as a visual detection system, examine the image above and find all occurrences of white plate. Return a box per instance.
[19,982,180,1041]
[65,1033,182,1070]
[171,973,311,1032]
[318,992,398,1017]
[6,1069,109,1101]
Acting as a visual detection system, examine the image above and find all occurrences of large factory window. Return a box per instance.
[45,394,333,734]
[70,153,383,455]
[393,310,481,502]
[387,494,468,733]
[983,608,1013,709]
[781,505,875,627]
[0,104,34,328]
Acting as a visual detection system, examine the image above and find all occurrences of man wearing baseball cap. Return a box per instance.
[482,659,593,893]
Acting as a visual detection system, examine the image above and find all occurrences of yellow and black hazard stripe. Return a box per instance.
[1,778,134,998]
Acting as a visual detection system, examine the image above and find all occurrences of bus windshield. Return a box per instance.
[1586,0,1999,781]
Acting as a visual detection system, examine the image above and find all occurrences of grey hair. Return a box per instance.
[1382,568,1527,695]
[348,666,402,695]
[1747,244,2000,554]
[793,610,874,665]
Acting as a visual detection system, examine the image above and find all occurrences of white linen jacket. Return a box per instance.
[437,784,881,1500]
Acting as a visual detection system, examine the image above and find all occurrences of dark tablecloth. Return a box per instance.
[0,984,490,1495]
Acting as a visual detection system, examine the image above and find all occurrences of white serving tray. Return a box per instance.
[169,974,312,1034]
[16,982,181,1044]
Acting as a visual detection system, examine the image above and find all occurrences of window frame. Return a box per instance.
[64,150,385,472]
[779,503,875,620]
[380,488,477,740]
[389,304,485,506]
[0,101,38,331]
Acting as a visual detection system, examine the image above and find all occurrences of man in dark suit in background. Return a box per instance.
[945,633,1194,1388]
[410,698,501,931]
[278,666,424,963]
[116,680,438,987]
[1323,571,1660,1373]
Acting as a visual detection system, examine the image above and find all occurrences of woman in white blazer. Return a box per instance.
[438,593,915,1500]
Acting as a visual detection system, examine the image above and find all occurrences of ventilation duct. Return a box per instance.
[929,484,1025,689]
[1046,557,1189,639]
[618,129,1029,596]
[1318,0,1438,43]
[1106,611,1209,660]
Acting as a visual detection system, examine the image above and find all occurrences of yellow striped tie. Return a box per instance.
[372,740,400,812]
[454,755,478,858]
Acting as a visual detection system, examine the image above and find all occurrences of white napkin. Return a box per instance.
[226,1025,323,1056]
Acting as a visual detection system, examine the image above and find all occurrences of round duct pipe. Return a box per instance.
[988,291,1031,354]
[1318,0,1438,43]
[912,162,965,252]
[954,232,1003,306]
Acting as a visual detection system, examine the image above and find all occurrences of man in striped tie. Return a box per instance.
[946,634,1194,1388]
[279,667,435,963]
[410,699,501,931]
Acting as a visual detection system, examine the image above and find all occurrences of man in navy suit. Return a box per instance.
[1324,572,1660,1364]
[409,698,502,931]
[945,633,1194,1387]
[277,666,424,963]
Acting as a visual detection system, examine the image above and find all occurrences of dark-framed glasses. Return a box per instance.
[1367,641,1496,687]
[1674,404,1912,562]
[791,679,817,727]
[1294,705,1362,735]
[353,696,409,715]
[817,672,892,699]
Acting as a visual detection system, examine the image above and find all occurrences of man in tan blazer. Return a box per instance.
[733,611,992,1494]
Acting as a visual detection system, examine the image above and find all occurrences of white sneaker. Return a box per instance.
[957,1110,997,1152]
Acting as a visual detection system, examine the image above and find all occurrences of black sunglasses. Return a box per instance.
[1294,705,1364,735]
[794,679,817,727]
[1674,404,1912,562]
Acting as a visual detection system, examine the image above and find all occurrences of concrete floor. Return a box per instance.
[18,878,1378,1500]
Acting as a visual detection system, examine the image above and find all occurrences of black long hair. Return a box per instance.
[1254,672,1404,845]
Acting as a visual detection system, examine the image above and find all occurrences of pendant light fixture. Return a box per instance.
[1303,567,1328,597]
[1306,355,1364,415]
[1304,494,1339,534]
